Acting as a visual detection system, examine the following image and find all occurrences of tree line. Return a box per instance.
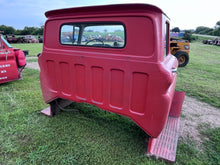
[171,21,220,36]
[1,20,220,38]
[170,21,220,42]
[194,21,220,36]
[0,25,44,35]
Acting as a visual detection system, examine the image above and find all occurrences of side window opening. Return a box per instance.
[60,25,79,45]
[164,22,169,57]
[0,39,2,49]
[60,23,125,48]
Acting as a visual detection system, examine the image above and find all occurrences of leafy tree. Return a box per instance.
[195,26,214,34]
[0,25,16,34]
[194,22,220,36]
[15,29,23,35]
[32,26,44,35]
[183,30,193,42]
[171,27,180,33]
[200,28,213,34]
[20,26,37,35]
[213,27,220,36]
[17,26,44,35]
[0,25,44,35]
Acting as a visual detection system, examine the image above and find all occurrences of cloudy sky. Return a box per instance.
[0,0,219,30]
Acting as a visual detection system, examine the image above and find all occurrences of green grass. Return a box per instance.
[176,42,220,107]
[1,41,220,164]
[200,126,220,164]
[0,69,155,164]
[26,58,38,63]
[11,43,43,57]
[0,68,219,165]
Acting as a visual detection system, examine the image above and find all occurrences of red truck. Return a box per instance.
[23,35,39,43]
[5,34,24,43]
[38,4,185,162]
[0,33,26,84]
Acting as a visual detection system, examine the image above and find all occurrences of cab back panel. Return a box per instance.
[39,13,177,137]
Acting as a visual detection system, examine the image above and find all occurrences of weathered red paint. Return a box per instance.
[0,34,26,84]
[39,4,179,138]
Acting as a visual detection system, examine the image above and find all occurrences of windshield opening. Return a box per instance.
[1,35,13,48]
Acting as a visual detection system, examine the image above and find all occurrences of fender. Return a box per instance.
[14,49,26,66]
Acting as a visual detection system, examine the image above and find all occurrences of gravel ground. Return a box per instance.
[26,57,40,70]
[26,62,40,70]
[180,96,220,143]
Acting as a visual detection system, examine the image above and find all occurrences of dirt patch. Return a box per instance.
[179,96,220,144]
[26,57,38,60]
[25,57,40,70]
[26,61,40,70]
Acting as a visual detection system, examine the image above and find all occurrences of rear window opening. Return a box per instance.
[60,23,125,48]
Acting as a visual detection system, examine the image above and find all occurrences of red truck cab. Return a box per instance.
[39,4,185,162]
[0,33,26,84]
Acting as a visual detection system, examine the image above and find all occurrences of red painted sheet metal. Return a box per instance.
[0,60,19,83]
[0,50,19,84]
[39,53,177,137]
[45,4,165,19]
[39,4,178,138]
[147,117,180,163]
[0,35,26,84]
[147,91,185,162]
[169,91,186,117]
[14,49,26,66]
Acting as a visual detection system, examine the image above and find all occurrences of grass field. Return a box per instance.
[11,43,43,57]
[176,42,220,107]
[0,41,219,164]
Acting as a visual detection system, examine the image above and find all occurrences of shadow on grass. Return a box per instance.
[30,102,150,164]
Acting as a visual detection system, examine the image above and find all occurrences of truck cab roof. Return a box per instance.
[45,3,167,19]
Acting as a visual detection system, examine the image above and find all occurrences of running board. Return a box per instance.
[147,91,185,163]
[147,117,180,162]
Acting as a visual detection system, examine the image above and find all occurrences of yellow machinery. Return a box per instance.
[170,38,190,67]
